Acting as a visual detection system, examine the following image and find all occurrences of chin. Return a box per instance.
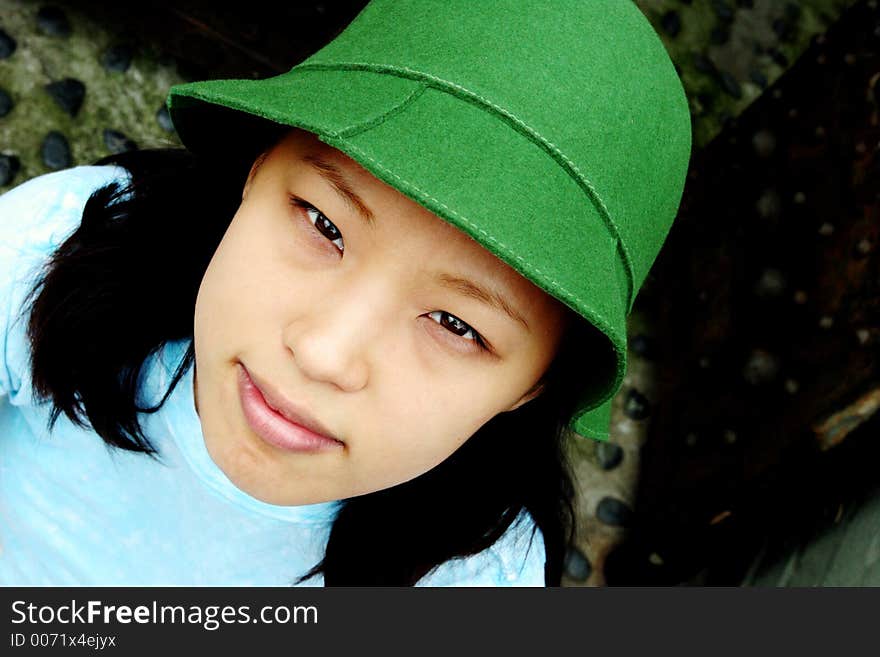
[243,477,339,506]
[208,435,335,505]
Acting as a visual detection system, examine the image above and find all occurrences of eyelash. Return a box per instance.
[427,311,490,352]
[288,195,491,353]
[290,196,345,253]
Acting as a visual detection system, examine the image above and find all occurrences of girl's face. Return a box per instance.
[192,128,568,505]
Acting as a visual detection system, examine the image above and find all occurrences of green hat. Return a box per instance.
[166,0,691,441]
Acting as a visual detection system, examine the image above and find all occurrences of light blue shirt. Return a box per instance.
[0,166,546,586]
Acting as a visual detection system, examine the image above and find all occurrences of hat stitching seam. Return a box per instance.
[321,135,627,420]
[335,84,428,139]
[296,61,636,310]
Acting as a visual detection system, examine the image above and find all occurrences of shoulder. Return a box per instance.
[415,509,547,587]
[0,165,130,400]
[0,165,130,287]
[0,165,131,255]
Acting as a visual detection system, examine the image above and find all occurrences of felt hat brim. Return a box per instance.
[168,66,626,440]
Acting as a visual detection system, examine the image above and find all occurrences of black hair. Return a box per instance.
[23,137,611,586]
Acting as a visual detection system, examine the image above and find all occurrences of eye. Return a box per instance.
[428,311,489,351]
[290,197,344,253]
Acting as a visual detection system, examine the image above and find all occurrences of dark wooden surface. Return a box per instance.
[604,0,880,584]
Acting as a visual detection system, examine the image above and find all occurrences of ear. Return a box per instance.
[242,151,269,200]
[506,381,545,413]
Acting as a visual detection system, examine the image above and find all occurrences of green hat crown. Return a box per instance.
[167,0,692,440]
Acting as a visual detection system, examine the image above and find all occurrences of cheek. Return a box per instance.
[353,373,507,483]
[194,247,246,352]
[196,212,289,331]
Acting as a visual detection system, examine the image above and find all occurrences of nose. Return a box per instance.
[283,270,394,392]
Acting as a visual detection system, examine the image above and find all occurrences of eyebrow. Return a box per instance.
[302,153,376,227]
[435,273,531,333]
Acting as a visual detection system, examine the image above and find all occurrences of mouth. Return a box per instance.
[236,363,344,454]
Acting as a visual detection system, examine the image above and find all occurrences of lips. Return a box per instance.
[237,363,344,452]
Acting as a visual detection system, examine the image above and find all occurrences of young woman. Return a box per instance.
[0,0,690,585]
